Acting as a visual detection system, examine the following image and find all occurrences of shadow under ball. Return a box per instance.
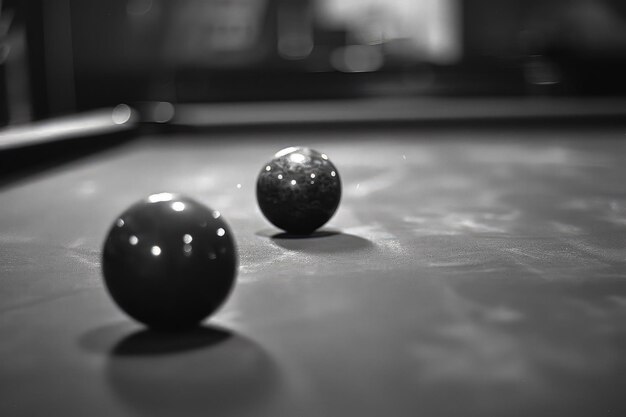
[102,193,237,330]
[257,147,341,235]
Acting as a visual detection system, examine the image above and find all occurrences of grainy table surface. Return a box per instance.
[1,123,625,417]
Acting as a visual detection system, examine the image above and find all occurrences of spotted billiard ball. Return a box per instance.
[102,193,237,330]
[257,147,341,234]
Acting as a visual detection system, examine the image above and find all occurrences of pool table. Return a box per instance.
[1,98,625,417]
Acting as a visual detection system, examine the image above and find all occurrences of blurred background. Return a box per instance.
[1,0,626,126]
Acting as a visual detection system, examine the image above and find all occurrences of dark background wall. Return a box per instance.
[2,0,626,124]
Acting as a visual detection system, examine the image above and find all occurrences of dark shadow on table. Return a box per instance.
[111,326,232,356]
[257,228,373,253]
[79,322,280,416]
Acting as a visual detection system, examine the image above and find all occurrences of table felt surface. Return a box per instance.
[1,124,625,417]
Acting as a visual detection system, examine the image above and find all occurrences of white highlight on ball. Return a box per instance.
[148,192,174,203]
[275,146,299,157]
[289,153,306,163]
[171,201,185,212]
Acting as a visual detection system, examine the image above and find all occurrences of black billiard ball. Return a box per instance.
[102,193,237,330]
[256,147,341,235]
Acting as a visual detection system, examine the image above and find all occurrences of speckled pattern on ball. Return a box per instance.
[102,193,237,330]
[256,147,341,234]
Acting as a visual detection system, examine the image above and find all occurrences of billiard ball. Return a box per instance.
[257,147,341,234]
[102,193,237,330]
